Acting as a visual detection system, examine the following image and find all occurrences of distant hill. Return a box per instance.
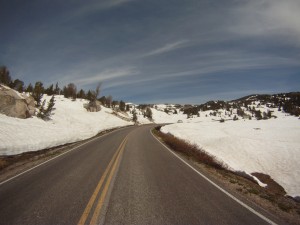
[180,92,300,118]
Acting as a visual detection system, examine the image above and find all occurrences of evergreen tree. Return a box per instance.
[45,84,54,96]
[255,110,262,120]
[37,100,46,119]
[126,104,130,111]
[119,100,126,111]
[32,81,44,107]
[145,107,153,120]
[63,83,77,99]
[262,112,268,120]
[77,89,86,99]
[267,110,272,118]
[26,83,33,93]
[37,96,55,120]
[99,96,107,106]
[11,79,24,92]
[112,100,119,109]
[86,90,93,101]
[44,95,55,118]
[54,82,60,95]
[0,66,11,85]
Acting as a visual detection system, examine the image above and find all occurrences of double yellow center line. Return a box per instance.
[78,135,128,225]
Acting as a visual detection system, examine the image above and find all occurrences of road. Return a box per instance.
[0,125,280,225]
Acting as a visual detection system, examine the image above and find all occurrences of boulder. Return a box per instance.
[0,84,36,119]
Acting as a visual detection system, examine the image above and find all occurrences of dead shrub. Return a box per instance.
[154,126,226,170]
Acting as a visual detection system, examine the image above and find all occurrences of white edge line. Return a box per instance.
[0,126,130,187]
[150,129,277,225]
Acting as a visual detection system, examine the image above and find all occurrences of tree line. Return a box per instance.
[0,66,129,109]
[0,66,131,120]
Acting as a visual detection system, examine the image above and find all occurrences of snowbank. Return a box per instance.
[161,116,300,197]
[0,95,132,155]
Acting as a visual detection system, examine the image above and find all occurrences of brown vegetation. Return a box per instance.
[153,126,300,225]
[153,126,226,170]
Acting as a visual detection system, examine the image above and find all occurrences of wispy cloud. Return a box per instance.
[65,0,135,21]
[143,40,189,57]
[1,0,299,103]
[231,0,300,44]
[72,67,138,86]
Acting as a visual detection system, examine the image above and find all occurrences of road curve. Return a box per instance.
[0,125,282,225]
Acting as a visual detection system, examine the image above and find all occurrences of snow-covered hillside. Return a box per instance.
[161,109,300,197]
[1,88,299,197]
[0,95,133,155]
[133,107,186,124]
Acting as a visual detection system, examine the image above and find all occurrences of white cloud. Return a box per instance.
[58,67,138,87]
[232,0,300,44]
[66,0,135,20]
[143,40,189,57]
[73,68,138,86]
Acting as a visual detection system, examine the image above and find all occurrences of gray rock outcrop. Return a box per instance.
[0,84,36,119]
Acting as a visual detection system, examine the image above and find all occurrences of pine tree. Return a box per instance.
[45,84,54,96]
[267,110,272,118]
[120,100,126,111]
[99,96,107,106]
[145,107,153,120]
[45,96,55,118]
[255,110,262,120]
[37,100,46,119]
[37,96,55,120]
[54,82,60,95]
[77,89,86,99]
[86,90,93,101]
[0,66,12,85]
[11,79,24,92]
[112,101,119,109]
[32,81,44,107]
[64,83,77,100]
[26,83,33,93]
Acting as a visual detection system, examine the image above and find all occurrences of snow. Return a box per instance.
[0,84,25,99]
[1,90,300,197]
[0,95,132,155]
[127,106,186,124]
[151,108,185,124]
[161,115,300,197]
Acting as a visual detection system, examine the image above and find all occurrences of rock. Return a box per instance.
[0,84,36,119]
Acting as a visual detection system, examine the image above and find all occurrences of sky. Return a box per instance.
[1,0,300,104]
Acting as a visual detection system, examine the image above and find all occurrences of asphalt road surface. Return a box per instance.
[0,125,281,225]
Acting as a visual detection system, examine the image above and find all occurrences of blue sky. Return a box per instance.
[1,0,299,103]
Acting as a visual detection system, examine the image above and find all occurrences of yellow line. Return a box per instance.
[89,138,127,225]
[77,137,128,225]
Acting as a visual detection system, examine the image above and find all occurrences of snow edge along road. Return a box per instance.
[0,126,130,187]
[150,129,277,225]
